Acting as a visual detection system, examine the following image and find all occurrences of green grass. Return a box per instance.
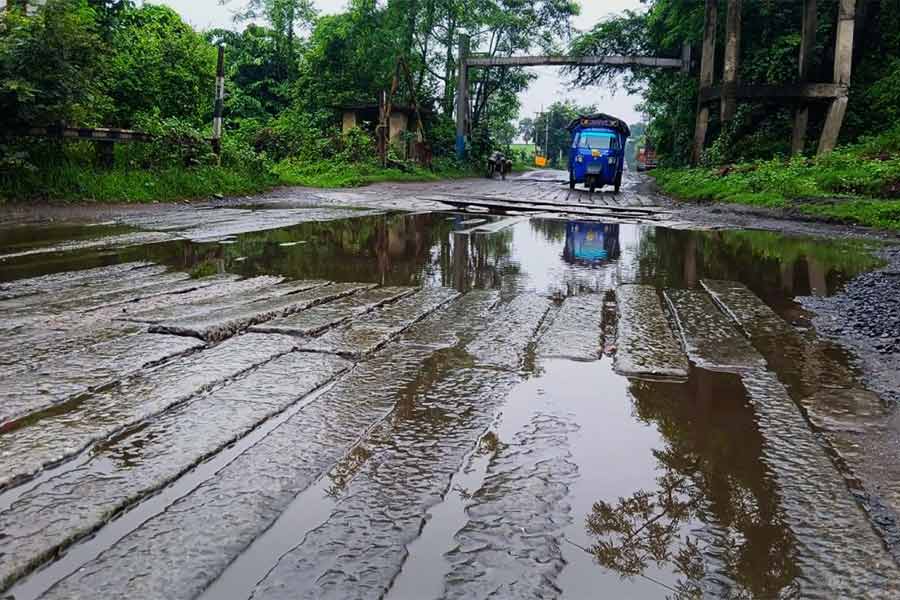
[505,144,540,172]
[509,143,536,154]
[273,157,476,188]
[0,155,480,203]
[0,163,276,204]
[653,126,900,230]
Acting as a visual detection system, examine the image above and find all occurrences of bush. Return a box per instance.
[117,115,216,169]
[338,127,375,163]
[253,108,337,162]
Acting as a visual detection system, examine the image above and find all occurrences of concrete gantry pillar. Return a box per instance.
[792,0,818,154]
[721,0,742,123]
[692,0,718,164]
[455,34,471,159]
[818,0,856,155]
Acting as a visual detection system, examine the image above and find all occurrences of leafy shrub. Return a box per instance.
[253,108,337,162]
[337,127,375,163]
[122,115,217,169]
[221,135,272,177]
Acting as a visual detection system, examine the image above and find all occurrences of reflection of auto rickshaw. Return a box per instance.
[564,222,621,264]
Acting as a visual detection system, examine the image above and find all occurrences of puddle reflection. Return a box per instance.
[1,213,881,304]
[594,370,798,598]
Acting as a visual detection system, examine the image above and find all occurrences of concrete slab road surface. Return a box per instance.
[1,173,899,599]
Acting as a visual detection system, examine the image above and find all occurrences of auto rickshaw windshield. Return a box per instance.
[576,131,618,150]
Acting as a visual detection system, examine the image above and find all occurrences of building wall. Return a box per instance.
[3,1,44,15]
[341,111,357,134]
[389,112,409,157]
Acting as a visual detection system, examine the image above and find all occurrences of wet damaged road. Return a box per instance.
[2,179,900,599]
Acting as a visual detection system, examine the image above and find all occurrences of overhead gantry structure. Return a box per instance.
[456,0,860,164]
[454,35,691,158]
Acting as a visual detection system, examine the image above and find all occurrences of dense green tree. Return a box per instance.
[294,6,397,108]
[0,0,105,128]
[208,25,292,123]
[105,5,217,127]
[229,0,316,80]
[86,0,132,36]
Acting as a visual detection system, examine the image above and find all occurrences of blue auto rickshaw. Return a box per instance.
[567,114,630,193]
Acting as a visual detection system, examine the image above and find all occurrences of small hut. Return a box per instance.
[338,102,431,165]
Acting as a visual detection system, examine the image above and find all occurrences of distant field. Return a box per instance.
[509,143,536,154]
[508,143,539,171]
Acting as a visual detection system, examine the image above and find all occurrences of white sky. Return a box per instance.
[150,0,645,124]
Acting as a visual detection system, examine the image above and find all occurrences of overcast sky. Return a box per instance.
[151,0,646,124]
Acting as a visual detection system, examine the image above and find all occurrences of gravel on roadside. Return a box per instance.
[802,246,900,405]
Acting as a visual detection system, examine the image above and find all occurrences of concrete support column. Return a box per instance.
[680,42,692,74]
[455,35,470,159]
[818,0,856,156]
[721,0,742,123]
[692,0,717,164]
[792,0,817,155]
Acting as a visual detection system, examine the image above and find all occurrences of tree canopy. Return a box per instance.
[3,0,899,174]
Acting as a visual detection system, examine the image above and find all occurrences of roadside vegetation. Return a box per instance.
[653,126,900,230]
[0,0,578,204]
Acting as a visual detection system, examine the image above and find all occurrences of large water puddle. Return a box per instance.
[0,212,881,297]
[0,210,893,599]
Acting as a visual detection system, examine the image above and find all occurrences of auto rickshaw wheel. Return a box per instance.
[614,170,622,193]
[569,173,575,190]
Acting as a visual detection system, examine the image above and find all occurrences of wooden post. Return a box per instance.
[96,140,115,169]
[455,34,470,159]
[680,42,692,74]
[721,0,742,123]
[692,0,717,164]
[792,0,817,154]
[212,45,225,159]
[381,62,401,167]
[818,0,856,155]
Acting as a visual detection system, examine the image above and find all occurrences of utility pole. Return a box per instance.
[545,106,550,161]
[212,45,225,161]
